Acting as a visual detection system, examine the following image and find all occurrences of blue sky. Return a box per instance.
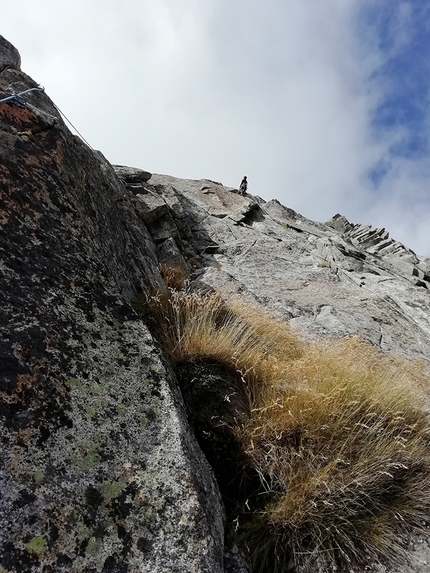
[1,1,430,256]
[363,3,430,184]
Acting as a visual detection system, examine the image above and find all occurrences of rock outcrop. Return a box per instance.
[0,36,224,573]
[140,174,430,364]
[0,35,20,72]
[2,35,430,573]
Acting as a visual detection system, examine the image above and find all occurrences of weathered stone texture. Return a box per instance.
[146,174,430,366]
[3,34,430,573]
[0,40,224,573]
[0,36,21,72]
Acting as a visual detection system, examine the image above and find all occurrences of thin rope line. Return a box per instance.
[51,101,94,151]
[0,83,94,150]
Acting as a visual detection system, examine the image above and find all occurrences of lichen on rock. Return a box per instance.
[3,33,430,573]
[0,36,224,573]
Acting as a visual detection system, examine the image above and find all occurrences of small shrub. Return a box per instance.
[140,288,430,572]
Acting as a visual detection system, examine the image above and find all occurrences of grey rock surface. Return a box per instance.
[0,35,21,72]
[147,174,430,366]
[3,34,430,573]
[113,165,153,194]
[0,40,225,573]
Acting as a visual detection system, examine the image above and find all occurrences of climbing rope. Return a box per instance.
[50,100,94,150]
[0,84,94,150]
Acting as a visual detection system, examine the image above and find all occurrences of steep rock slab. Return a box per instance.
[0,39,224,572]
[147,174,430,364]
[145,173,430,571]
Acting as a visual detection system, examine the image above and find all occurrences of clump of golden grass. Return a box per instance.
[240,339,430,571]
[159,262,187,290]
[141,288,430,572]
[139,289,302,404]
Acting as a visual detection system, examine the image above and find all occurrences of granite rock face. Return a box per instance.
[2,35,430,573]
[0,35,20,72]
[143,174,430,365]
[0,37,224,573]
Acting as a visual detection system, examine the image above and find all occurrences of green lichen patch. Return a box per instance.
[90,384,102,395]
[33,470,44,484]
[77,522,92,541]
[25,535,46,555]
[85,407,96,418]
[100,480,123,502]
[74,444,102,471]
[138,404,160,425]
[85,537,102,556]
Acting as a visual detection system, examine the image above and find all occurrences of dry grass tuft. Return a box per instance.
[240,338,430,571]
[159,263,187,290]
[140,288,430,572]
[139,288,302,404]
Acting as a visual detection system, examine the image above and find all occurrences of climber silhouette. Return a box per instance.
[239,176,247,196]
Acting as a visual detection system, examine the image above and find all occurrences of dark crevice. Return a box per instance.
[176,362,261,515]
[240,205,265,226]
[174,361,284,572]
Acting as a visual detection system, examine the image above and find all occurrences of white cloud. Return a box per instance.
[2,0,430,255]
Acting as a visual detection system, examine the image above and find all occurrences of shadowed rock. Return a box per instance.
[0,35,21,72]
[0,37,225,573]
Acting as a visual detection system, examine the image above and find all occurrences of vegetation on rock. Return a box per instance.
[159,262,188,291]
[140,273,430,572]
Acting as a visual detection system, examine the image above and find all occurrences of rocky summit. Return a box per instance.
[1,36,430,573]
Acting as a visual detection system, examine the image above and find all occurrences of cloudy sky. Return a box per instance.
[2,1,430,255]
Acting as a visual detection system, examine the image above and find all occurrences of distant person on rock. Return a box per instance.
[239,176,248,196]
